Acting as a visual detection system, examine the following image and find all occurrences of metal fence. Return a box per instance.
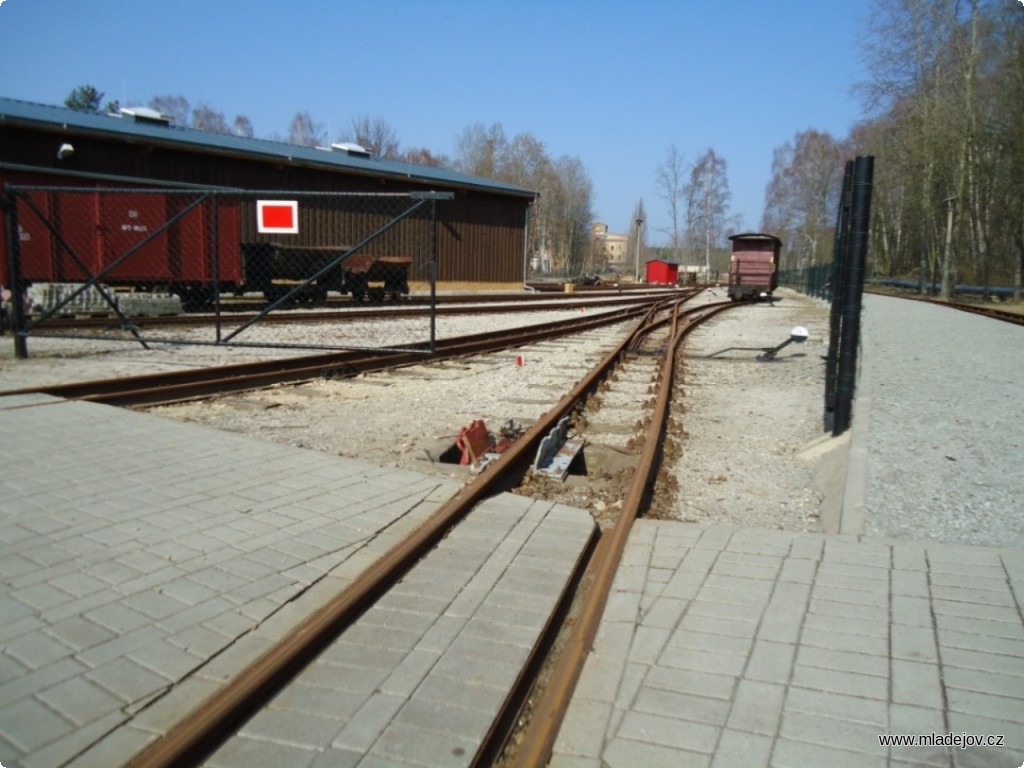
[777,263,833,301]
[3,187,450,357]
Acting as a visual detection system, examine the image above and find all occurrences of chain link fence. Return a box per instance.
[3,187,448,356]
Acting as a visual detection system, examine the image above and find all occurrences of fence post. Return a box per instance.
[832,155,874,437]
[3,189,29,358]
[824,161,854,431]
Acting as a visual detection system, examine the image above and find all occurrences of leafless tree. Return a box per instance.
[453,123,508,178]
[341,116,401,159]
[683,149,732,275]
[551,156,594,277]
[655,145,686,256]
[762,131,846,271]
[288,111,326,148]
[149,95,190,126]
[401,147,450,167]
[233,115,254,139]
[191,103,230,134]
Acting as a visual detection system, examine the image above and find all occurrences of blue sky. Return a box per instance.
[0,0,873,240]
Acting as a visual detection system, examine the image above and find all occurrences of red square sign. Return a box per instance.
[257,200,298,233]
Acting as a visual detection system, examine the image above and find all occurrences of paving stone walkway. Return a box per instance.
[553,522,1024,768]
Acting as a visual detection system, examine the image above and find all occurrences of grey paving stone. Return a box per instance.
[886,702,947,734]
[642,665,738,701]
[626,625,670,667]
[797,645,889,678]
[780,709,889,755]
[934,612,1024,641]
[24,710,128,768]
[800,623,889,656]
[366,720,478,767]
[777,557,817,584]
[2,630,75,670]
[942,665,1024,699]
[239,706,343,752]
[802,610,890,639]
[36,674,124,727]
[786,685,888,726]
[640,596,688,629]
[710,729,774,768]
[770,736,888,767]
[668,628,754,658]
[0,695,76,752]
[891,625,940,667]
[632,685,733,727]
[678,611,760,639]
[892,593,938,627]
[891,659,945,708]
[377,648,438,698]
[891,567,930,597]
[726,679,785,735]
[330,691,406,754]
[554,696,614,760]
[299,658,390,698]
[940,645,1024,677]
[790,664,889,700]
[757,583,812,644]
[744,640,796,685]
[616,710,721,754]
[87,656,172,705]
[206,733,319,768]
[603,736,712,768]
[0,658,89,710]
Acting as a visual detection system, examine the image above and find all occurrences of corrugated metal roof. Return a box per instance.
[0,96,537,199]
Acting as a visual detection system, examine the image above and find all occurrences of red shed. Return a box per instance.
[645,259,679,285]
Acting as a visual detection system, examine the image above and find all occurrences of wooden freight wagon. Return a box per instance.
[727,233,782,301]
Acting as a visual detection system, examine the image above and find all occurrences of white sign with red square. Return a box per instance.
[256,200,298,234]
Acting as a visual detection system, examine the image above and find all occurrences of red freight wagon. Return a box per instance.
[727,233,782,301]
[4,183,242,307]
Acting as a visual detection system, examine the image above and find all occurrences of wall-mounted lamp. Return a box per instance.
[57,143,75,160]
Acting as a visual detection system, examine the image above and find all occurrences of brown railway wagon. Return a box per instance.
[728,233,782,301]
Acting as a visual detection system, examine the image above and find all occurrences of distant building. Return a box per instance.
[591,223,629,274]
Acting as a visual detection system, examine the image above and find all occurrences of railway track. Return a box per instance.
[114,296,736,768]
[22,288,679,332]
[864,288,1024,327]
[2,292,700,408]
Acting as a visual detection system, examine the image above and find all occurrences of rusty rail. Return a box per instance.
[1,298,682,407]
[505,300,736,768]
[124,294,713,768]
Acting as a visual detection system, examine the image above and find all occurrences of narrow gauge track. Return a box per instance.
[121,296,736,768]
[865,288,1024,327]
[2,292,700,408]
[30,288,680,332]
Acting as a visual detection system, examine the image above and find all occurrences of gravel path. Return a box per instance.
[666,292,832,533]
[856,294,1024,547]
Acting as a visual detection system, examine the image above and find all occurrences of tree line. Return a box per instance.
[762,0,1022,296]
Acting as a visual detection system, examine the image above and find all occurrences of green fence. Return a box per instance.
[778,263,833,301]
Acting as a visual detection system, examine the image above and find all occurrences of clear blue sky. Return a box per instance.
[0,0,873,241]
